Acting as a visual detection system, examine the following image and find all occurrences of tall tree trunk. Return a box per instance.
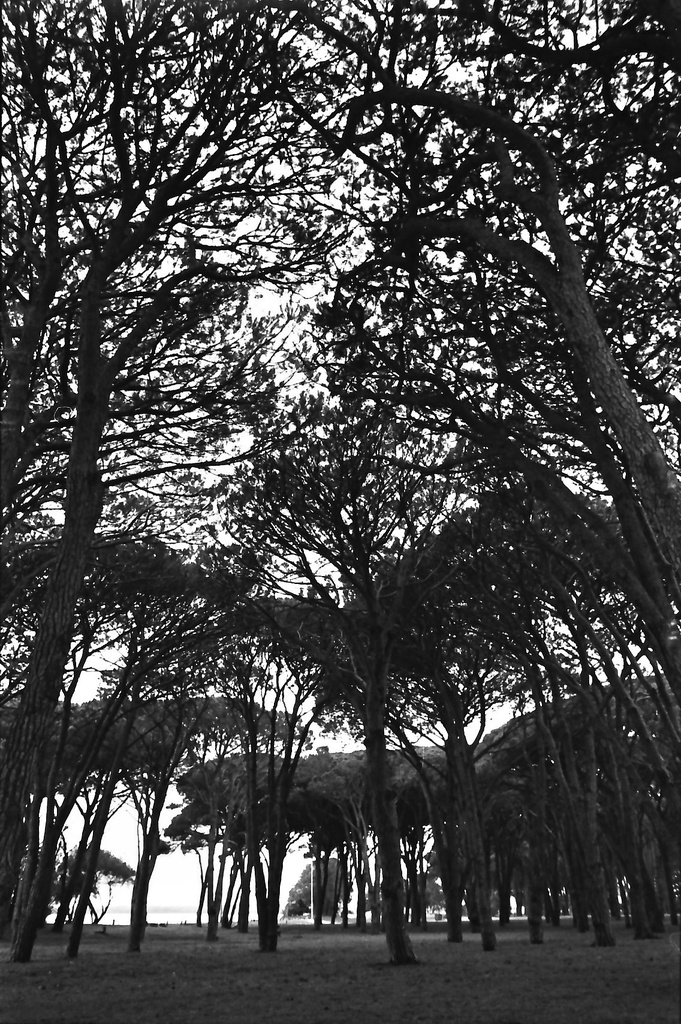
[0,364,108,931]
[127,739,183,956]
[641,859,665,933]
[452,740,496,952]
[128,825,160,952]
[205,812,219,942]
[330,853,342,925]
[582,724,615,947]
[339,842,350,928]
[237,857,251,933]
[423,782,463,942]
[527,700,548,945]
[561,829,590,932]
[546,841,562,927]
[196,863,207,928]
[65,789,117,959]
[221,857,240,929]
[659,844,679,927]
[526,818,545,946]
[208,828,231,939]
[313,842,323,931]
[495,839,514,927]
[13,814,71,951]
[369,850,381,934]
[465,881,480,933]
[603,850,622,920]
[364,670,416,964]
[259,800,289,952]
[417,867,428,931]
[605,725,652,938]
[355,837,367,932]
[8,791,44,961]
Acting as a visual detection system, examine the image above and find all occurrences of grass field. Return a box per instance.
[1,918,679,1024]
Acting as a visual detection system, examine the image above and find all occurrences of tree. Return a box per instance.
[213,606,331,953]
[387,512,522,950]
[7,541,230,962]
[52,848,134,926]
[289,749,376,932]
[0,0,337,928]
[286,857,344,921]
[169,701,245,941]
[222,400,463,962]
[276,1,681,724]
[120,688,210,956]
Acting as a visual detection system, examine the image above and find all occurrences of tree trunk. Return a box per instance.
[209,830,231,938]
[339,843,350,928]
[237,857,251,933]
[465,882,480,933]
[496,841,514,927]
[253,855,269,948]
[526,802,545,944]
[454,747,496,952]
[561,829,590,932]
[604,851,622,920]
[607,735,653,938]
[196,869,208,928]
[53,822,96,933]
[417,869,428,931]
[127,754,178,956]
[546,842,563,927]
[659,843,679,927]
[330,852,342,925]
[205,812,220,942]
[0,374,108,932]
[313,844,324,930]
[444,880,464,942]
[355,837,367,932]
[259,811,289,953]
[582,725,615,947]
[369,850,381,934]
[526,857,544,945]
[526,704,548,945]
[221,857,240,929]
[641,860,665,934]
[8,792,44,962]
[364,670,416,964]
[65,790,117,959]
[425,787,463,942]
[127,825,161,952]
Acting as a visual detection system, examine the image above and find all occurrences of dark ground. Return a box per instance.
[1,918,679,1024]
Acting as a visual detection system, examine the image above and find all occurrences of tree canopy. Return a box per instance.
[2,0,679,968]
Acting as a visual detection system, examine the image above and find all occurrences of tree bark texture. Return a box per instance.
[364,670,416,964]
[582,724,616,947]
[128,824,161,953]
[448,734,496,952]
[423,783,463,942]
[0,352,108,933]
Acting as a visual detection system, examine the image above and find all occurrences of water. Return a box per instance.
[101,905,198,926]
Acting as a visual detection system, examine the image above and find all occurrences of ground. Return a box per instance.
[1,919,678,1024]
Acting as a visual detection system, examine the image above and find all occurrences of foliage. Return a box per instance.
[52,847,135,926]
